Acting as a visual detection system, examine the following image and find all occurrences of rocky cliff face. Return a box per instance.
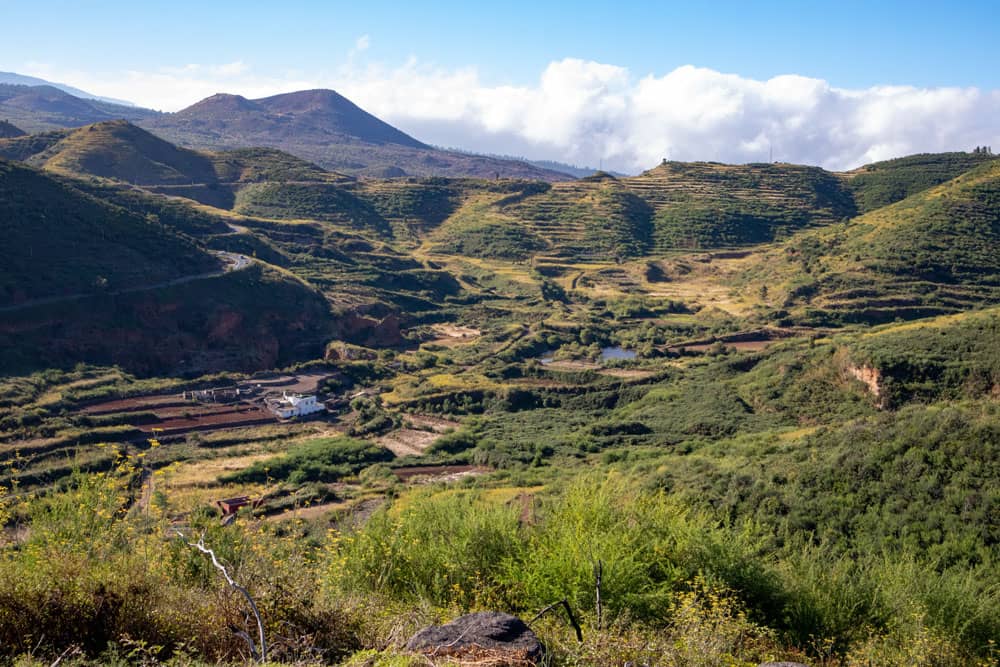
[334,312,405,348]
[845,362,889,409]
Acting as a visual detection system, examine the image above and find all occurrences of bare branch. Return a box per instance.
[529,599,583,642]
[174,529,267,662]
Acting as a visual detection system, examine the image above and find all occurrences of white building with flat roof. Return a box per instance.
[270,393,324,419]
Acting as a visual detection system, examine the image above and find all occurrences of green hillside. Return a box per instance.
[844,151,999,213]
[496,177,654,260]
[738,159,1000,325]
[26,120,218,184]
[233,182,392,236]
[633,161,857,250]
[0,159,219,307]
[0,121,349,188]
[420,160,857,262]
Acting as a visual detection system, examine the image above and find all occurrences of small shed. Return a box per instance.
[216,496,261,517]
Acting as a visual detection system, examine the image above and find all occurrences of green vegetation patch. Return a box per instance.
[433,220,547,260]
[847,151,999,213]
[0,159,218,307]
[234,182,392,236]
[222,435,393,484]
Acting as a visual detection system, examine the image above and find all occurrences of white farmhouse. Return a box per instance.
[270,393,324,419]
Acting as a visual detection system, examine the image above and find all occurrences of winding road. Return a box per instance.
[0,251,253,314]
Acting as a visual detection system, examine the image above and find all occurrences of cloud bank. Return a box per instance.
[23,58,1000,173]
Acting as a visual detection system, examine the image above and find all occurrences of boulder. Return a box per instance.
[405,611,543,665]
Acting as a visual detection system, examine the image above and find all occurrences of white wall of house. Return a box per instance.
[272,394,323,418]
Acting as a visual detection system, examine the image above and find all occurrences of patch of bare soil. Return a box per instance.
[376,428,441,457]
[598,368,657,379]
[266,500,348,522]
[81,395,188,414]
[428,323,483,348]
[432,323,481,338]
[542,359,601,371]
[405,414,461,433]
[137,405,272,433]
[392,465,489,483]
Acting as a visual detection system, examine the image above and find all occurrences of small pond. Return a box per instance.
[600,346,636,361]
[538,347,636,364]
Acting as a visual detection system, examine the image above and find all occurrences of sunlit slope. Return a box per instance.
[843,151,999,213]
[738,160,1000,324]
[426,162,857,261]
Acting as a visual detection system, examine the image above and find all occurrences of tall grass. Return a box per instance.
[1,468,993,664]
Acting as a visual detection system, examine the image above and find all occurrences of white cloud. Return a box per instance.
[20,59,1000,172]
[336,60,1000,172]
[355,35,370,52]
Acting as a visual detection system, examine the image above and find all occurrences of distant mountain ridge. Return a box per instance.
[0,76,569,180]
[0,83,158,134]
[159,90,427,149]
[140,89,569,180]
[0,71,136,106]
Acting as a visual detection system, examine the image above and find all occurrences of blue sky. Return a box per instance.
[7,0,999,89]
[3,1,1000,171]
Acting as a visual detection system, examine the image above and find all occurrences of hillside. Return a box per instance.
[0,83,157,133]
[0,264,335,376]
[0,120,347,187]
[0,158,219,307]
[0,70,135,105]
[140,89,571,180]
[15,120,219,185]
[737,159,1000,324]
[423,161,858,261]
[0,120,24,138]
[843,151,999,213]
[2,130,1000,666]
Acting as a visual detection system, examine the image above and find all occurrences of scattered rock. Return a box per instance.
[405,611,543,665]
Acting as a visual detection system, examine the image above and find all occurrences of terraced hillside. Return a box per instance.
[498,175,654,260]
[843,151,999,213]
[426,162,856,261]
[736,159,1000,324]
[627,161,857,250]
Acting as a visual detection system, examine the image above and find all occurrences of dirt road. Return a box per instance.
[0,251,252,314]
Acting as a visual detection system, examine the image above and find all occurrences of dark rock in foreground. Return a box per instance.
[405,611,543,665]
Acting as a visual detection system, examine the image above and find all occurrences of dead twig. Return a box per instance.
[48,644,81,667]
[174,528,267,662]
[529,599,583,642]
[594,560,603,631]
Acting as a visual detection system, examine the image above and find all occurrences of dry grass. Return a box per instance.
[376,429,441,457]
